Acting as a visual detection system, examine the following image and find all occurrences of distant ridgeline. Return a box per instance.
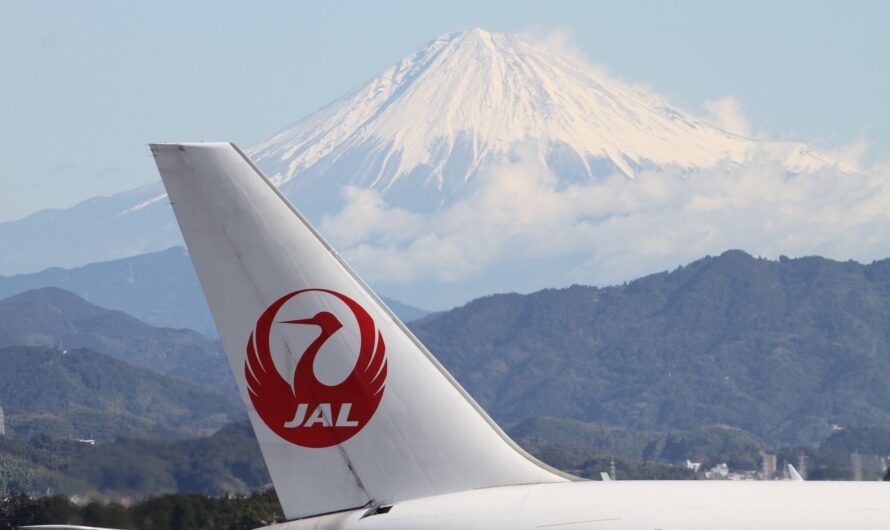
[0,247,430,335]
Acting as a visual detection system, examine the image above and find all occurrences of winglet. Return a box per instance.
[788,464,804,481]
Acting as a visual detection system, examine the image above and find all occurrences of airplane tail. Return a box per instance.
[150,143,568,520]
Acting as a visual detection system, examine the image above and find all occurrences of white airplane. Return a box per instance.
[141,142,886,530]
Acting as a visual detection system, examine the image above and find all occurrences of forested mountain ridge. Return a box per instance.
[0,422,266,497]
[0,287,231,389]
[411,251,890,445]
[0,346,243,441]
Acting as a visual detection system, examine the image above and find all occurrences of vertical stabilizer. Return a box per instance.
[150,143,567,520]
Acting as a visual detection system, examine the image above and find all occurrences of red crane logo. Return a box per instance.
[245,289,387,448]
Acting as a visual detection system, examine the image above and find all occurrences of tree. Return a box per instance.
[0,490,283,530]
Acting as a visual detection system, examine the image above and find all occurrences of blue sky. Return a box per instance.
[1,0,888,222]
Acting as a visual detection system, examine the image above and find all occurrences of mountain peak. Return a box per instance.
[432,27,502,51]
[461,26,491,38]
[2,286,105,316]
[445,27,493,43]
[248,28,760,213]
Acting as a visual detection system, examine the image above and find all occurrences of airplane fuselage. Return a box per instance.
[270,481,889,530]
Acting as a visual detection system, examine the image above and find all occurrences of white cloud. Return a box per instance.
[321,148,890,302]
[529,28,588,66]
[320,186,426,247]
[819,136,871,170]
[702,96,753,137]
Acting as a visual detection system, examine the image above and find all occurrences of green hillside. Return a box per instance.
[412,251,890,445]
[0,346,243,441]
[0,423,268,498]
[510,417,766,469]
[0,288,232,389]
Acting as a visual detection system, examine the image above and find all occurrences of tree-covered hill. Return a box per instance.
[411,251,890,445]
[0,423,267,498]
[509,417,767,470]
[0,489,284,530]
[2,417,884,501]
[0,288,232,389]
[0,420,696,499]
[0,346,243,441]
[820,426,890,456]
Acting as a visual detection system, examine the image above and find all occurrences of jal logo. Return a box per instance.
[245,289,387,448]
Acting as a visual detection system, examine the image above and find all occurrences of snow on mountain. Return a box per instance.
[250,29,758,211]
[0,28,874,304]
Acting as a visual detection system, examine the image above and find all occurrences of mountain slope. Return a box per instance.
[510,417,766,470]
[0,287,231,389]
[0,422,267,497]
[410,251,890,445]
[0,247,214,335]
[251,28,767,216]
[0,181,178,275]
[0,346,243,441]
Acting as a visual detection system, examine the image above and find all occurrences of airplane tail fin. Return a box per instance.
[150,143,568,520]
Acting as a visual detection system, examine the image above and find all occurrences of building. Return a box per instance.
[0,405,5,436]
[705,463,730,479]
[760,451,777,480]
[851,452,863,481]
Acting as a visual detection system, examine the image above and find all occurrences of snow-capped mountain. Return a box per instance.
[250,28,758,214]
[0,28,849,288]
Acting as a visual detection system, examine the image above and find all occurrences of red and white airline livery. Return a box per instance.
[143,143,887,530]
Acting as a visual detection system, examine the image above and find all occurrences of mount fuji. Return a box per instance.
[252,28,832,216]
[1,28,873,307]
[254,29,754,210]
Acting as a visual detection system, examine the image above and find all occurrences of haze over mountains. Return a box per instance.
[0,248,429,335]
[2,28,885,309]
